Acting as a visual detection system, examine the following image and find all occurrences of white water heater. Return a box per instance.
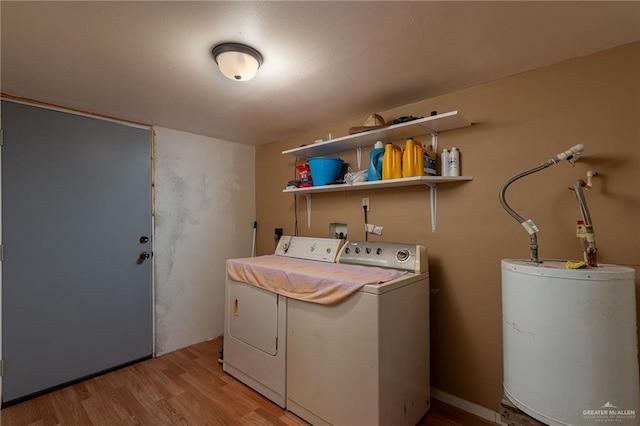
[502,259,639,426]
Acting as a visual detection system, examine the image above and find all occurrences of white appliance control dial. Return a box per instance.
[396,249,410,263]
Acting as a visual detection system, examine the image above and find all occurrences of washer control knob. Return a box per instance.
[396,249,410,262]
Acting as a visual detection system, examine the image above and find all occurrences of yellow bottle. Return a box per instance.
[383,143,402,179]
[402,138,424,177]
[402,138,416,178]
[415,143,424,176]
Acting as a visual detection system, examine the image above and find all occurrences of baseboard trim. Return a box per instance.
[431,387,507,425]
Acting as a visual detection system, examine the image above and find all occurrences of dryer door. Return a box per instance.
[228,281,279,355]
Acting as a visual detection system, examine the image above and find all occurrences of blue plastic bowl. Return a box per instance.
[308,157,344,186]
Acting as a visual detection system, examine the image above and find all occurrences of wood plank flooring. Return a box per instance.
[1,337,495,425]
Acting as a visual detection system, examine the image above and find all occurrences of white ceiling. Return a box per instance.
[2,1,639,146]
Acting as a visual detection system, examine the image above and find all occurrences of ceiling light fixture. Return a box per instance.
[212,42,263,82]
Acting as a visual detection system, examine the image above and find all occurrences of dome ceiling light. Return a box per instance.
[212,42,263,82]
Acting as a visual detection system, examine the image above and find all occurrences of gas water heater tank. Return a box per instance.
[502,259,639,426]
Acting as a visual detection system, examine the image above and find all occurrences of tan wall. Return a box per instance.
[255,42,640,411]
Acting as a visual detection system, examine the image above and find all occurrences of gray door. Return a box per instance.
[1,100,153,405]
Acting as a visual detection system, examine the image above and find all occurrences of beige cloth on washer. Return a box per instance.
[227,255,406,305]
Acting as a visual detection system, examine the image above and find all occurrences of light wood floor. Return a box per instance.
[1,337,496,425]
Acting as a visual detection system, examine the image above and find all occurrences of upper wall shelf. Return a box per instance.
[282,110,470,158]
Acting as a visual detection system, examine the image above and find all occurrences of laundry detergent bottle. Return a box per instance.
[367,141,385,181]
[402,138,424,177]
[382,143,403,179]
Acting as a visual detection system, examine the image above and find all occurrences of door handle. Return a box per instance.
[137,251,151,264]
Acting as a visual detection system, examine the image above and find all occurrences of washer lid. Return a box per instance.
[359,272,428,295]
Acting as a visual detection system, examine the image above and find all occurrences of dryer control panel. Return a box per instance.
[275,236,345,263]
[338,241,427,273]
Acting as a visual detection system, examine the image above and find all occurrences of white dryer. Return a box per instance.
[223,236,344,408]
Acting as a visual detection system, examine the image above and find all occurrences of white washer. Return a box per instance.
[286,241,430,426]
[223,236,344,408]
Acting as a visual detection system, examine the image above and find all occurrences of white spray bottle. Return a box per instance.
[441,149,450,176]
[449,147,460,176]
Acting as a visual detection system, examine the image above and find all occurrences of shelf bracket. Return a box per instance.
[427,183,437,232]
[305,194,312,229]
[429,132,439,232]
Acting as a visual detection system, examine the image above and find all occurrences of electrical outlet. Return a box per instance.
[362,197,370,212]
